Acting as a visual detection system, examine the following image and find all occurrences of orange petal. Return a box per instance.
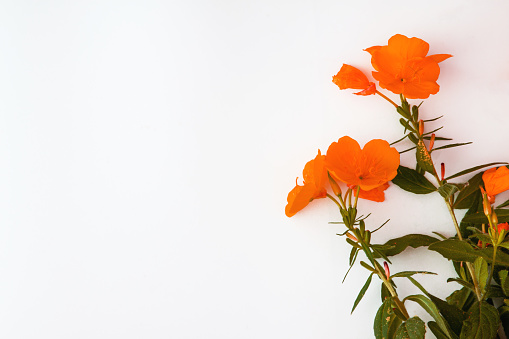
[332,64,373,92]
[483,167,509,197]
[357,139,400,190]
[356,182,390,202]
[386,34,429,60]
[285,185,315,217]
[429,54,452,63]
[326,136,362,185]
[354,83,376,96]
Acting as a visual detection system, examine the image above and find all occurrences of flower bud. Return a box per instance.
[492,212,498,226]
[346,232,358,242]
[429,134,436,150]
[384,261,390,280]
[328,173,342,197]
[418,120,424,136]
[480,186,492,217]
[440,163,445,181]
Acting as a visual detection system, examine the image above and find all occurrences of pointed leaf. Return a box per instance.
[439,183,460,199]
[444,162,508,181]
[374,298,403,339]
[473,257,488,293]
[416,140,435,174]
[373,234,439,258]
[497,197,509,208]
[351,273,373,313]
[405,294,453,339]
[390,271,436,279]
[432,142,472,152]
[499,270,509,296]
[429,321,453,339]
[460,301,499,339]
[395,316,426,339]
[428,239,478,262]
[462,209,509,224]
[454,172,483,209]
[392,166,437,194]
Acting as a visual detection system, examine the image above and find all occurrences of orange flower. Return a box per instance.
[332,64,376,96]
[285,151,328,217]
[351,182,390,202]
[482,166,509,198]
[326,136,400,191]
[365,34,452,99]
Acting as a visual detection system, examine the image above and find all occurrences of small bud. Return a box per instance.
[480,186,492,217]
[328,173,342,197]
[429,133,436,150]
[492,212,499,226]
[384,261,390,280]
[346,232,358,242]
[440,163,445,181]
[418,120,424,136]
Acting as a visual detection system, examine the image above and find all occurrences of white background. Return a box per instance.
[1,1,509,338]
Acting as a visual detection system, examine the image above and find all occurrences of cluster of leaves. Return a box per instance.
[372,97,509,338]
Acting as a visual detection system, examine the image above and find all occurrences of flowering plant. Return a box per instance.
[286,34,509,338]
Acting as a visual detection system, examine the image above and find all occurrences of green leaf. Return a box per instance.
[462,209,509,224]
[429,321,454,339]
[351,273,373,313]
[499,270,509,296]
[439,183,460,199]
[432,142,473,152]
[423,115,444,122]
[373,234,440,258]
[429,239,509,266]
[444,162,508,181]
[427,293,466,336]
[381,283,391,302]
[405,294,453,339]
[392,166,437,194]
[454,172,483,209]
[447,287,474,312]
[460,301,499,339]
[428,239,479,262]
[416,140,435,174]
[395,316,426,339]
[447,278,475,291]
[473,257,488,293]
[374,298,403,339]
[390,271,436,279]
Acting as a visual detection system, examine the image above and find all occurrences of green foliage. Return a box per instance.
[351,273,373,314]
[462,209,509,224]
[416,140,435,174]
[394,316,426,339]
[444,162,508,181]
[404,294,454,339]
[439,183,460,199]
[373,234,439,258]
[473,257,489,293]
[392,166,437,194]
[374,298,403,339]
[432,142,473,152]
[428,239,509,267]
[460,301,499,339]
[499,270,509,296]
[453,173,483,209]
[429,321,455,339]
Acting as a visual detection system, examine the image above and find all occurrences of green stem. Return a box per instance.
[327,194,343,210]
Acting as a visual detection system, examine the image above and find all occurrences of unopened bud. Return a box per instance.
[492,212,499,226]
[440,163,445,181]
[384,261,390,280]
[328,173,342,197]
[429,134,435,150]
[418,120,424,136]
[480,186,492,217]
[346,232,358,242]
